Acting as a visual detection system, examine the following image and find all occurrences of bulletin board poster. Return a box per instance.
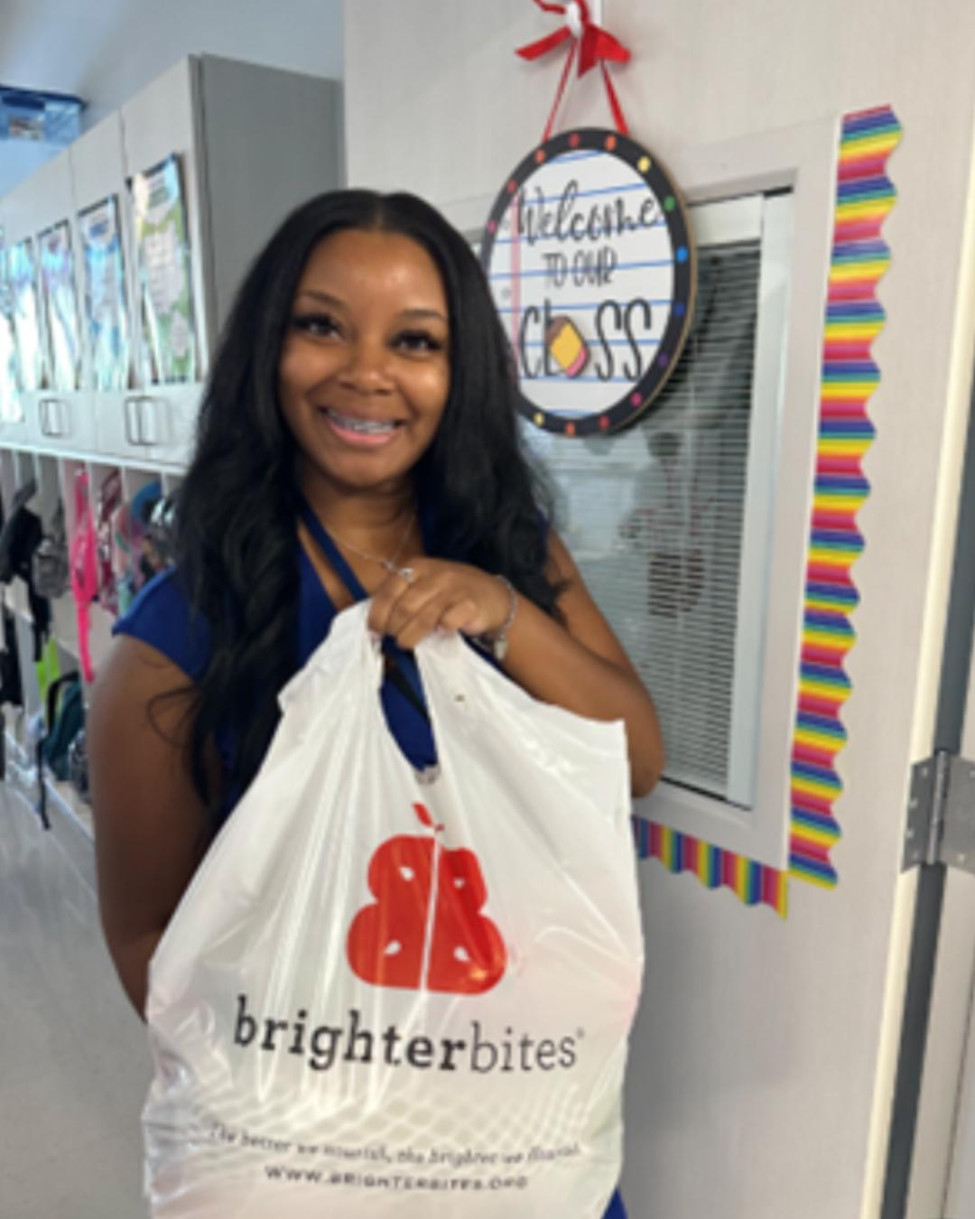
[8,238,44,393]
[480,128,695,436]
[38,221,82,391]
[0,306,21,424]
[130,154,198,384]
[79,196,130,392]
[0,234,19,421]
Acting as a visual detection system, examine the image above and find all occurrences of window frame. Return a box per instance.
[724,191,793,808]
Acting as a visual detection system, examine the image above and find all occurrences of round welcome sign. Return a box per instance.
[480,128,695,436]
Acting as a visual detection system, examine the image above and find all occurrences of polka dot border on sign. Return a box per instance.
[479,128,696,436]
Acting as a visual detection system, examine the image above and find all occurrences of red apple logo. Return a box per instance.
[347,803,506,994]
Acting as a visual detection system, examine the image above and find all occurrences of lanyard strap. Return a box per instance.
[297,497,429,720]
[297,496,369,603]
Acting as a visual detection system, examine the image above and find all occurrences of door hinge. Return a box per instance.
[903,751,975,874]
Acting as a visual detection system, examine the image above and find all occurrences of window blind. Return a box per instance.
[525,240,763,801]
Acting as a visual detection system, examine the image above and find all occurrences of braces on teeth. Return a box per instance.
[330,412,397,434]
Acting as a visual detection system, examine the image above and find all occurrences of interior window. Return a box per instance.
[523,193,792,808]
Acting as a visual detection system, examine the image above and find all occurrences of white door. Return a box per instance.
[943,874,975,1215]
[900,417,975,1219]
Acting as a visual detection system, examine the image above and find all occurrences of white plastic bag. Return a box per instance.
[144,601,644,1217]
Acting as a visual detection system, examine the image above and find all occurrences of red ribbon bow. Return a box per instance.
[516,0,631,139]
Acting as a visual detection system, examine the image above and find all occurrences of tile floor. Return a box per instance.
[0,774,150,1218]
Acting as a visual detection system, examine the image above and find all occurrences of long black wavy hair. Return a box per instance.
[173,189,563,821]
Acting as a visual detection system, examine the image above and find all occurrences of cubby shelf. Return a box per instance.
[4,723,93,839]
[0,52,343,819]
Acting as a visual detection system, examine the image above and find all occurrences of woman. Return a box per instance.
[89,190,663,1219]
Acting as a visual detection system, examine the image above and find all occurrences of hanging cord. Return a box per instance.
[516,0,632,140]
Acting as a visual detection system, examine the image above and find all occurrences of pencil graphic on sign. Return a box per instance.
[547,315,589,378]
[510,187,522,355]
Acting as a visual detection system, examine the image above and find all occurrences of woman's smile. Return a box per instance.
[320,407,406,447]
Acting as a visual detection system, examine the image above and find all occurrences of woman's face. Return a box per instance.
[278,227,451,499]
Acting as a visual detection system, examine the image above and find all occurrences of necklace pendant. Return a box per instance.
[324,507,416,577]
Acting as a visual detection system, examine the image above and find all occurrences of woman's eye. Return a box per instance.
[292,313,341,338]
[395,330,443,353]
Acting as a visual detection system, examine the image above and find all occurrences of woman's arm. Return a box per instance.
[368,530,665,796]
[88,637,213,1017]
[497,532,664,796]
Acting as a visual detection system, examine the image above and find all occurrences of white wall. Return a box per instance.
[343,3,975,1217]
[0,0,344,195]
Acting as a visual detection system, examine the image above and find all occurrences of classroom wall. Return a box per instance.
[343,3,975,1216]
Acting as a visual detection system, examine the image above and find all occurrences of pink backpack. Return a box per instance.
[69,470,98,683]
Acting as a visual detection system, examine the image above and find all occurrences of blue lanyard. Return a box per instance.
[297,496,428,717]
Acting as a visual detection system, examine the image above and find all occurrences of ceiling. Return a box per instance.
[0,0,344,194]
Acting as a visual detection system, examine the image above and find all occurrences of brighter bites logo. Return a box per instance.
[347,802,506,995]
[230,804,583,1077]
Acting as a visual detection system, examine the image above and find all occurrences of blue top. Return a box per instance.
[112,505,627,1219]
[114,500,438,824]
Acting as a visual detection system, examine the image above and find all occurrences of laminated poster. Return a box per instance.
[0,305,21,424]
[38,221,82,391]
[130,154,197,384]
[79,196,130,391]
[8,239,43,392]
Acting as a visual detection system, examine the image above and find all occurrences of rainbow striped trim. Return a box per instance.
[633,105,902,916]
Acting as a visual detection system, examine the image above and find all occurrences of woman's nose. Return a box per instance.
[338,338,393,393]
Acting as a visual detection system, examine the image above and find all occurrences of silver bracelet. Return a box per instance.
[477,575,518,662]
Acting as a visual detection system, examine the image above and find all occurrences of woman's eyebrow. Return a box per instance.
[294,291,446,324]
[294,289,345,308]
[399,307,448,323]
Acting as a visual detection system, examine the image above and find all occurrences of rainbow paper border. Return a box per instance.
[633,105,902,916]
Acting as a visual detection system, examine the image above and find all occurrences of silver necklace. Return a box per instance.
[326,509,417,581]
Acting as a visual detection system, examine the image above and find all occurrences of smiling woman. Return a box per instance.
[86,189,658,1219]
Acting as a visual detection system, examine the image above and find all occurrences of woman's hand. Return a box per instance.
[366,536,664,797]
[367,559,511,650]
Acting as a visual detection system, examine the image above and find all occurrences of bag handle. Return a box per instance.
[35,673,79,831]
[97,469,122,524]
[280,602,477,752]
[69,471,97,683]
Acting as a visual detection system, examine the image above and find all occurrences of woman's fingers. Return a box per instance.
[369,569,450,647]
[378,581,441,642]
[394,601,453,650]
[390,584,448,649]
[437,598,481,635]
[367,567,423,637]
[367,561,507,648]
